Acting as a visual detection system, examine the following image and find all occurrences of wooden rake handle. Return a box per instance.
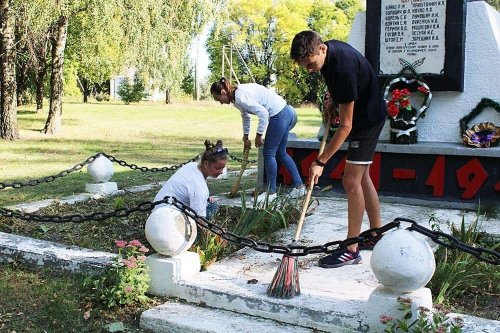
[228,143,250,197]
[293,120,329,242]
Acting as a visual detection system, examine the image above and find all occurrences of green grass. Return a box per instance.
[0,265,158,332]
[0,101,321,207]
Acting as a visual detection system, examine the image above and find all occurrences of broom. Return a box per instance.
[228,141,251,198]
[267,117,330,298]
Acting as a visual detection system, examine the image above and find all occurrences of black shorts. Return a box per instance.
[346,120,385,164]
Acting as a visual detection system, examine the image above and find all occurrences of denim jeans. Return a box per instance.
[263,105,302,193]
[206,201,219,220]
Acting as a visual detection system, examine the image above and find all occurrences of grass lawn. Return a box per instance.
[0,101,321,207]
[0,101,319,331]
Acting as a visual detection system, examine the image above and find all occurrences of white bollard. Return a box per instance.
[145,206,198,256]
[87,155,114,183]
[85,155,117,194]
[365,228,435,331]
[144,206,200,296]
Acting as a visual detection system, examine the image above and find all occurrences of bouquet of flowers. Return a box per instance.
[384,79,431,144]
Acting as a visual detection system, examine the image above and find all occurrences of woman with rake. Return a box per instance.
[210,77,305,203]
[153,140,228,220]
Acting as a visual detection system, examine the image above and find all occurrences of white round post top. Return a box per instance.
[87,155,114,183]
[145,206,198,257]
[370,228,436,293]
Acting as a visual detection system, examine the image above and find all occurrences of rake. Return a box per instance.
[267,118,330,298]
[228,142,250,198]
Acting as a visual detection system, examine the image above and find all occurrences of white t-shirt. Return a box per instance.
[234,83,287,135]
[153,162,209,217]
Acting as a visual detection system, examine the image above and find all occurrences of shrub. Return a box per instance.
[84,239,150,307]
[428,214,499,306]
[117,73,147,104]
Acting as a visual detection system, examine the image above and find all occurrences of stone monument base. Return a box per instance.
[365,285,433,332]
[85,182,118,194]
[146,252,201,296]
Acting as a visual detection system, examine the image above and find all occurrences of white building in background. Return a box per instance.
[109,67,165,102]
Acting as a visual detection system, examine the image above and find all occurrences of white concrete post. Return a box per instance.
[144,206,201,296]
[365,229,436,331]
[85,155,118,194]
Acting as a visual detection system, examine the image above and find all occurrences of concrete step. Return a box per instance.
[158,247,374,332]
[140,301,317,333]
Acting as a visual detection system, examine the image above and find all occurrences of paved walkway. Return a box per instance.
[139,194,500,332]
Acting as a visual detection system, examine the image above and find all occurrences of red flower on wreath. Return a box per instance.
[387,88,412,117]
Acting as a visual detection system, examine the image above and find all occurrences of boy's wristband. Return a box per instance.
[314,158,326,167]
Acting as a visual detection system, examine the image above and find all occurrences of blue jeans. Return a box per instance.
[263,105,303,193]
[206,201,219,220]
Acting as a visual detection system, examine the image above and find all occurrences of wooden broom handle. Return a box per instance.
[293,120,330,241]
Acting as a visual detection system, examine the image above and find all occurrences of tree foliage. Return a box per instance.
[117,73,147,104]
[207,0,364,105]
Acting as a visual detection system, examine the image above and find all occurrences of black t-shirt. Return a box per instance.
[320,40,387,131]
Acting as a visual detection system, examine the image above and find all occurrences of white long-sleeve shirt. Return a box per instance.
[233,83,287,135]
[153,162,209,217]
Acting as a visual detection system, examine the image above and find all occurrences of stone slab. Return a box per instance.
[140,302,316,333]
[0,232,114,275]
[147,252,201,296]
[85,181,118,194]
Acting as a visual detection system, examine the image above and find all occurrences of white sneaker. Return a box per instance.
[288,185,306,199]
[255,192,277,203]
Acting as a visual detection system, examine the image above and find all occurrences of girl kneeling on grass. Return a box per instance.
[153,140,227,220]
[210,77,305,203]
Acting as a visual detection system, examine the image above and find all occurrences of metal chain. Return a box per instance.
[0,154,100,189]
[0,196,396,256]
[1,196,498,264]
[394,217,500,265]
[1,152,256,190]
[228,153,257,164]
[101,153,201,173]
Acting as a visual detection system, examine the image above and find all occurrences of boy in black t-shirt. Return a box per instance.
[290,30,387,268]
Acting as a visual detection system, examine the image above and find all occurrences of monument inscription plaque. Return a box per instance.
[366,0,465,91]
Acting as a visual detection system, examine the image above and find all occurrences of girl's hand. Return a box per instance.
[208,196,218,203]
[255,135,264,148]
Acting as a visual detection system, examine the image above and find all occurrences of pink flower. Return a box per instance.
[122,259,137,269]
[128,239,142,247]
[124,285,133,293]
[115,240,127,248]
[139,246,150,253]
[138,256,147,261]
[127,256,137,264]
[379,315,395,324]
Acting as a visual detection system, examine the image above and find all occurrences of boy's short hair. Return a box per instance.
[290,30,324,61]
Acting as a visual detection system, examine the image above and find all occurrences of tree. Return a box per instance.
[43,14,68,134]
[120,0,222,104]
[206,0,364,104]
[66,0,125,103]
[0,0,19,140]
[117,73,146,104]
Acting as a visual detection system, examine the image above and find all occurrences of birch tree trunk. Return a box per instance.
[34,35,49,113]
[0,0,19,140]
[43,15,68,134]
